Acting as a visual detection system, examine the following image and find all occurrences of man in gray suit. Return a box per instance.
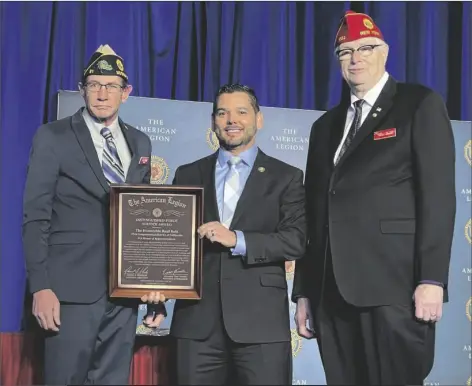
[22,44,152,384]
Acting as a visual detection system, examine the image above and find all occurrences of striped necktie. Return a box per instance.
[222,156,242,228]
[335,99,365,164]
[100,127,125,184]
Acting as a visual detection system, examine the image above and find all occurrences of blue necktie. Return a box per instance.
[222,156,242,228]
[100,127,125,184]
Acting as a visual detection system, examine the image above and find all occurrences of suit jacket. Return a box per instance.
[292,76,456,309]
[22,108,152,303]
[170,148,306,343]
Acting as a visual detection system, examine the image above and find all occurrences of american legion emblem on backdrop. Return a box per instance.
[465,219,471,245]
[466,297,472,322]
[291,328,303,357]
[465,139,471,166]
[285,261,295,281]
[150,156,170,185]
[206,128,220,151]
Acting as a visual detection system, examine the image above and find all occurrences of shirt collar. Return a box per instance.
[82,107,121,137]
[350,71,389,108]
[217,144,258,168]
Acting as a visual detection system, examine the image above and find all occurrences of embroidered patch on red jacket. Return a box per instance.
[374,128,396,140]
[139,157,149,165]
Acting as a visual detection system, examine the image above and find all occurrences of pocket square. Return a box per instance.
[139,157,150,165]
[374,128,396,140]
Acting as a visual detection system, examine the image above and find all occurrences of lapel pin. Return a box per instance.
[372,113,378,118]
[258,167,265,173]
[376,107,382,112]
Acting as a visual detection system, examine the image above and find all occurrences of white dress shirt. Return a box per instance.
[334,71,390,163]
[82,108,132,178]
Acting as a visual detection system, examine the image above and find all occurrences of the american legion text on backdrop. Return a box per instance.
[58,91,472,386]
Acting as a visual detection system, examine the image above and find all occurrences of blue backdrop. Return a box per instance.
[55,91,471,385]
[1,0,471,337]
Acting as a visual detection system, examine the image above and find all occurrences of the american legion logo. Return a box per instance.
[465,139,471,166]
[466,297,472,322]
[466,219,472,245]
[206,128,220,151]
[291,328,303,357]
[285,261,295,281]
[150,156,170,185]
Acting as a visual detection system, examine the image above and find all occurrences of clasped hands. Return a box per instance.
[140,221,236,328]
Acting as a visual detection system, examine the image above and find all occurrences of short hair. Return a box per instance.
[212,84,260,115]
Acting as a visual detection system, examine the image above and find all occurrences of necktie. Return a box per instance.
[100,127,125,184]
[335,99,365,164]
[222,156,242,228]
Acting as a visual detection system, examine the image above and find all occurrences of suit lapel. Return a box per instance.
[199,153,220,222]
[230,149,271,228]
[70,109,109,192]
[120,119,139,183]
[335,76,397,170]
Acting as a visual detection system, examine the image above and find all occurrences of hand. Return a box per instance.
[197,221,237,248]
[140,291,166,328]
[32,289,60,332]
[413,284,444,323]
[295,297,315,339]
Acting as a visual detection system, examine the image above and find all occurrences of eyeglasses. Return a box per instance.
[82,82,124,93]
[335,44,384,60]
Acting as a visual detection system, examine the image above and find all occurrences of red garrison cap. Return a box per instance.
[335,10,384,47]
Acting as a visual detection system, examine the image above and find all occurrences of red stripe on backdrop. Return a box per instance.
[0,333,175,385]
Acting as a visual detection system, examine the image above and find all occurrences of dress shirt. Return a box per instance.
[82,108,132,178]
[215,145,258,256]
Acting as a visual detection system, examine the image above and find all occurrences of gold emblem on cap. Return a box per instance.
[258,167,265,173]
[116,59,124,71]
[97,60,113,71]
[363,18,374,29]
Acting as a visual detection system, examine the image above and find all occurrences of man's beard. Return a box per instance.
[215,128,254,151]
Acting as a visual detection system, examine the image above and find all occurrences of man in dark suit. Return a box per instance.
[292,10,456,385]
[22,45,152,384]
[143,84,306,385]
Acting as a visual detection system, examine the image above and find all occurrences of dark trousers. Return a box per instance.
[317,247,435,385]
[43,294,138,385]
[175,314,292,385]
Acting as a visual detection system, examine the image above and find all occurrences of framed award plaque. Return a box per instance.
[109,184,203,299]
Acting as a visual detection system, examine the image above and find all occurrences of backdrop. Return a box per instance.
[54,90,471,385]
[1,0,471,334]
